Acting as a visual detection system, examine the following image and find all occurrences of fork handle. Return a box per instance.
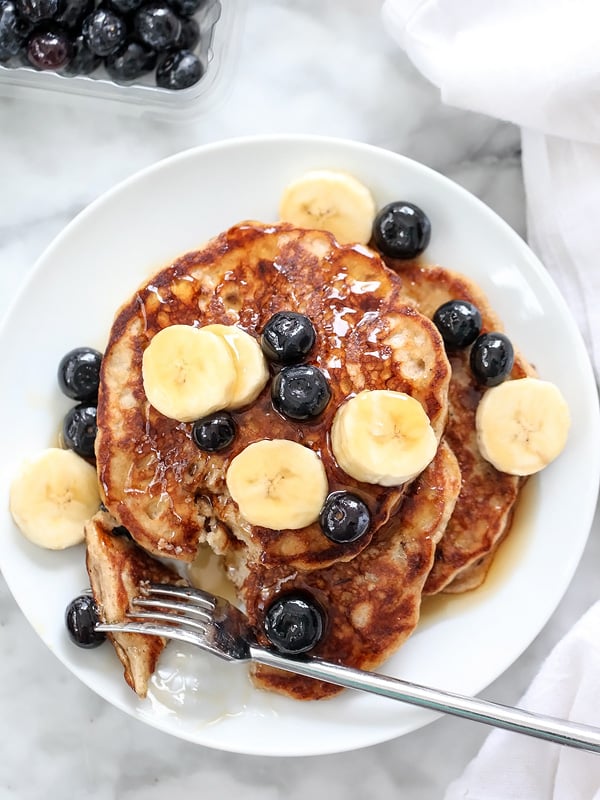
[250,646,600,754]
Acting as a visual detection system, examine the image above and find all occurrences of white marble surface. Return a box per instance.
[0,1,598,797]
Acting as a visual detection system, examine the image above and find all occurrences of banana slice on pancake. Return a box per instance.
[279,169,376,245]
[142,324,237,422]
[331,389,438,486]
[10,448,100,549]
[226,439,328,530]
[143,324,269,421]
[202,324,269,409]
[476,377,570,476]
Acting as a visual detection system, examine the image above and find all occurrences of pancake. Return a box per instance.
[442,535,502,594]
[96,222,451,573]
[85,511,186,698]
[377,260,533,594]
[243,440,461,700]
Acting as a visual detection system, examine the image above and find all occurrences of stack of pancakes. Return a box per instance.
[87,221,531,701]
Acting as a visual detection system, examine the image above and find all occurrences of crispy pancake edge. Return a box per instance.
[85,511,186,697]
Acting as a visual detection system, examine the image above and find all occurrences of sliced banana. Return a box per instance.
[203,324,269,409]
[226,439,328,530]
[476,377,570,476]
[331,389,438,486]
[142,324,237,422]
[279,169,376,245]
[9,448,100,549]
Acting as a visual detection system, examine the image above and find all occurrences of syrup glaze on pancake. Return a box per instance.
[379,260,533,594]
[243,441,461,700]
[85,511,186,698]
[96,223,451,573]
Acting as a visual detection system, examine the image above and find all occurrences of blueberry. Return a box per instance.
[372,201,431,260]
[65,594,105,649]
[108,0,143,12]
[134,2,180,51]
[470,332,514,387]
[263,591,325,655]
[176,14,198,50]
[319,491,371,544]
[167,0,207,17]
[82,7,126,57]
[25,25,71,69]
[62,403,97,459]
[58,347,102,402]
[106,40,156,81]
[155,48,202,89]
[56,0,92,30]
[63,32,99,74]
[433,300,482,349]
[15,0,60,24]
[271,364,330,420]
[0,0,31,60]
[192,412,236,452]
[261,312,316,365]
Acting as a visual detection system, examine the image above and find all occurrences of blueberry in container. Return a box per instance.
[0,0,243,119]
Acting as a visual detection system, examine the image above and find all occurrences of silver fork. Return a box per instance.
[96,583,600,754]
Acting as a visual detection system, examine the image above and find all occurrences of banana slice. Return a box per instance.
[331,389,438,486]
[203,324,269,409]
[226,439,328,530]
[476,377,570,476]
[9,448,100,549]
[142,324,237,422]
[279,169,376,245]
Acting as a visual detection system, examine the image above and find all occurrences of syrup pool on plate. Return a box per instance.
[148,643,253,724]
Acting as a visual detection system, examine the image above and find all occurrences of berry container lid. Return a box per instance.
[0,0,243,120]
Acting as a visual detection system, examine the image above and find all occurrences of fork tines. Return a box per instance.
[127,583,216,633]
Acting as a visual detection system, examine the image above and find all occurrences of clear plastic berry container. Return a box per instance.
[0,0,242,119]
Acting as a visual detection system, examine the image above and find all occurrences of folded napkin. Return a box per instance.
[381,0,600,379]
[443,600,600,800]
[381,1,600,796]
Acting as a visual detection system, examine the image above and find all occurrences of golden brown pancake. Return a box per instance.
[85,511,186,698]
[243,441,461,700]
[377,260,533,594]
[442,538,500,594]
[96,222,451,573]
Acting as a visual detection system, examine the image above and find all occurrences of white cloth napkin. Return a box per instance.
[381,0,600,379]
[380,1,600,796]
[444,600,600,800]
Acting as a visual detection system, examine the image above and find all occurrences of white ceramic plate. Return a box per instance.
[1,135,598,757]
